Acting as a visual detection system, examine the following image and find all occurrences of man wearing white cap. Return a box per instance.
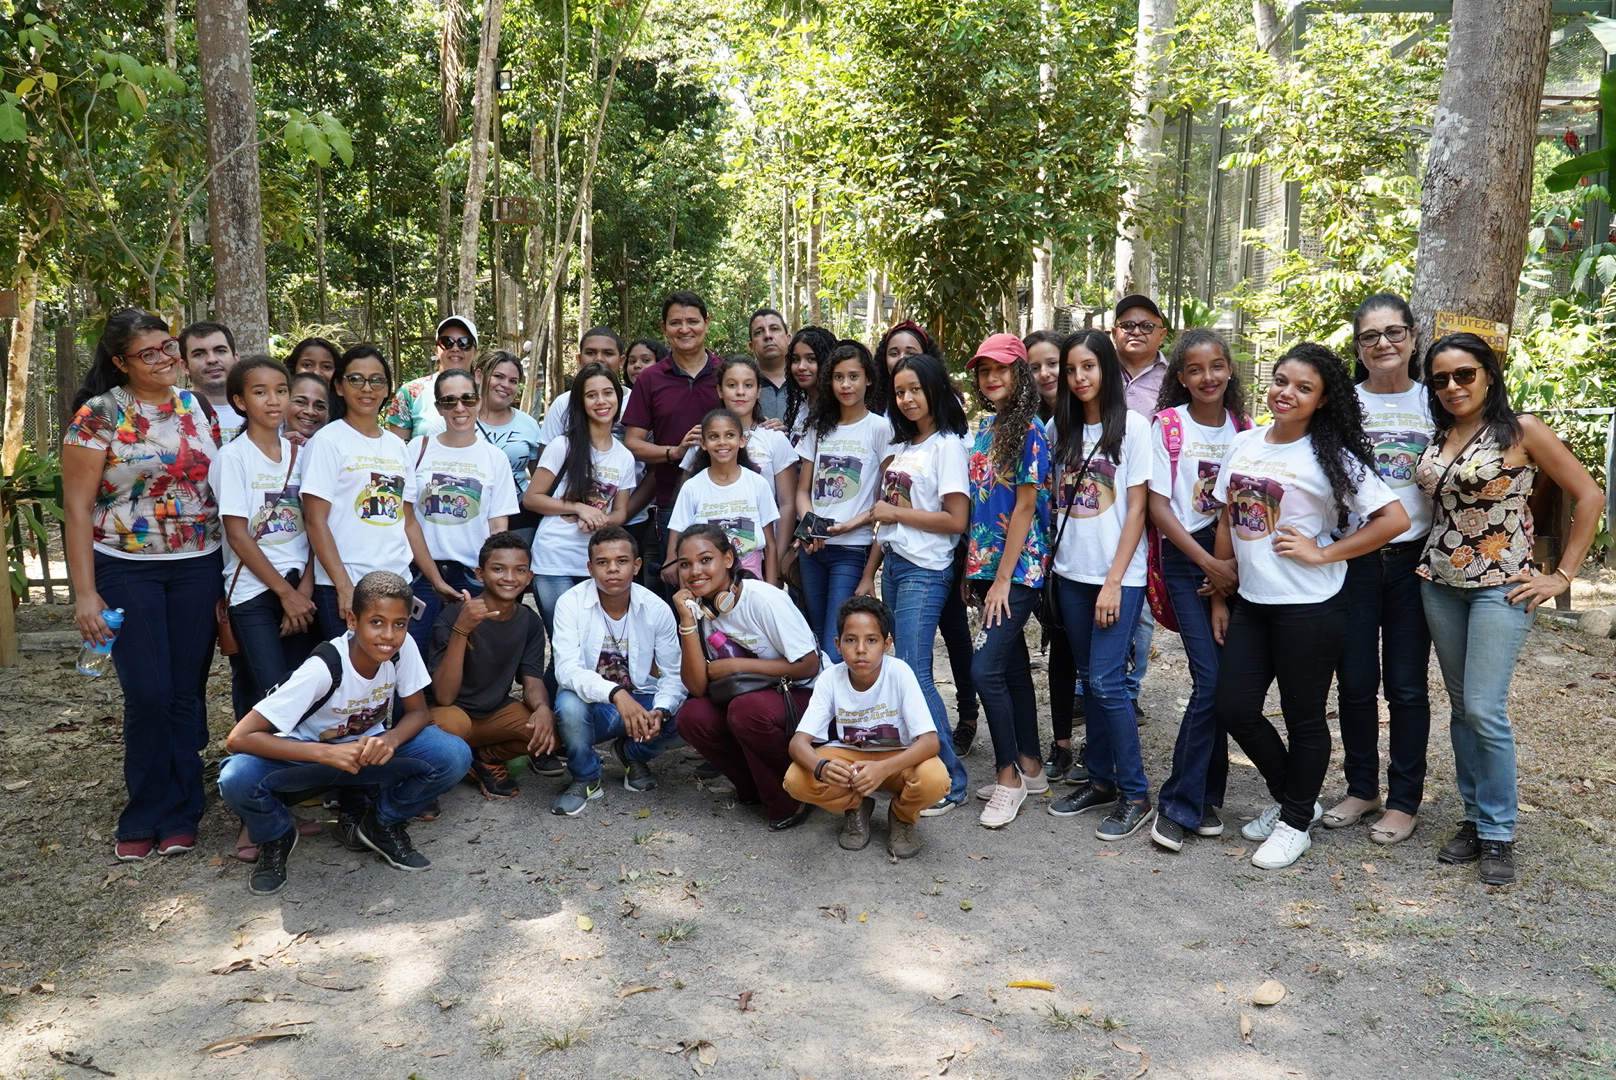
[385,315,480,441]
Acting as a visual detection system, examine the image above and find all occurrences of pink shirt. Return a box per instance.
[1122,353,1168,418]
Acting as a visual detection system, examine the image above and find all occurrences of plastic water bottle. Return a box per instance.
[76,608,125,678]
[705,629,753,660]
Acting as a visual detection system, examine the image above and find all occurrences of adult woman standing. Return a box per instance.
[1417,333,1601,886]
[1323,294,1434,845]
[474,351,542,544]
[63,309,224,861]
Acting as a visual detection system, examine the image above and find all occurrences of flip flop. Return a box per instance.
[1321,797,1383,829]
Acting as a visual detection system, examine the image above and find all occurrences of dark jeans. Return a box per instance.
[313,584,346,640]
[94,549,223,842]
[970,580,1041,772]
[227,583,319,720]
[799,543,871,661]
[410,560,480,656]
[1057,578,1147,800]
[1216,591,1348,832]
[1156,527,1229,829]
[940,546,979,724]
[1336,544,1431,815]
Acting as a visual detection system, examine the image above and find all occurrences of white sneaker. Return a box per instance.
[920,797,962,818]
[1252,821,1312,869]
[1241,800,1323,841]
[978,783,1027,828]
[977,770,1047,801]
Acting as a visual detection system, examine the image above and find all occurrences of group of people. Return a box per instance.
[61,287,1599,898]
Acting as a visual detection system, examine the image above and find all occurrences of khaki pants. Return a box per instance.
[783,747,950,825]
[432,700,532,763]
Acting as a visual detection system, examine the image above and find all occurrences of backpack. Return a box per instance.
[1145,407,1253,633]
[273,640,398,728]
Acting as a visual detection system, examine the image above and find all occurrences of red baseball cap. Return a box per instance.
[966,333,1027,369]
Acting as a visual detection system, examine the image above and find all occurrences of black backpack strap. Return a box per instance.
[296,641,348,724]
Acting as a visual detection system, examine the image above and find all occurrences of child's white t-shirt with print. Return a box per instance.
[708,579,818,677]
[1149,409,1239,535]
[1351,383,1434,544]
[254,633,431,744]
[796,656,935,751]
[668,467,780,558]
[797,412,892,546]
[408,435,521,568]
[298,422,418,586]
[880,432,969,571]
[210,434,308,604]
[1048,412,1152,586]
[1211,427,1397,605]
[528,435,638,577]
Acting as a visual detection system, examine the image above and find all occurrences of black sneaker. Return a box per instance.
[1131,697,1146,725]
[1044,744,1073,780]
[467,758,519,799]
[1477,839,1516,885]
[1150,815,1187,852]
[1072,695,1086,725]
[1049,783,1115,817]
[248,826,297,895]
[1195,808,1225,838]
[1097,798,1154,841]
[527,752,568,777]
[613,737,657,792]
[334,789,375,851]
[1438,820,1480,864]
[1063,741,1089,784]
[952,714,978,756]
[356,807,431,871]
[692,759,723,780]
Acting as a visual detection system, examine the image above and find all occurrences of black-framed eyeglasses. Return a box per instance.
[435,393,482,410]
[1116,320,1160,336]
[438,335,475,351]
[1355,325,1412,349]
[1427,367,1480,391]
[342,373,391,390]
[116,337,181,366]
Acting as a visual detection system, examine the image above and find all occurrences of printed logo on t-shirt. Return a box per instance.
[883,468,914,509]
[1061,459,1117,518]
[584,477,618,512]
[813,454,864,503]
[319,698,390,742]
[356,472,405,525]
[249,483,304,543]
[834,701,905,748]
[1228,473,1285,540]
[421,472,485,525]
[1371,430,1429,487]
[596,633,631,689]
[1192,461,1223,515]
[710,515,759,556]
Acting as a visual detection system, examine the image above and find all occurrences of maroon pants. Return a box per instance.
[678,687,814,821]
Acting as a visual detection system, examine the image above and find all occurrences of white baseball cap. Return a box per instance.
[435,315,479,345]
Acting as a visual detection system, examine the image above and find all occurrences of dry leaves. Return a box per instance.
[209,958,258,976]
[818,904,847,923]
[48,1050,115,1075]
[1239,1011,1254,1044]
[1006,979,1056,991]
[737,989,755,1012]
[647,1039,718,1075]
[1113,1039,1150,1078]
[577,915,595,932]
[1225,846,1247,857]
[1251,979,1287,1006]
[615,984,660,998]
[295,972,358,991]
[937,1041,976,1074]
[196,1021,310,1055]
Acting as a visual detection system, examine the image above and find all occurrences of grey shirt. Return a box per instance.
[428,602,547,716]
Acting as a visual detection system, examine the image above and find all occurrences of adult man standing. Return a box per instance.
[385,315,479,441]
[180,321,244,440]
[747,307,791,421]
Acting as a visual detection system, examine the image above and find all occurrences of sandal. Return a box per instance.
[1321,796,1383,830]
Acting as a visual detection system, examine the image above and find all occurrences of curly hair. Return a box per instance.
[1272,342,1375,511]
[1154,327,1247,420]
[784,326,836,436]
[808,340,882,441]
[974,359,1042,476]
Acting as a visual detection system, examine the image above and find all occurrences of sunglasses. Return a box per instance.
[117,337,181,366]
[1427,367,1480,391]
[342,373,391,390]
[438,335,476,351]
[1355,325,1412,348]
[1116,320,1160,336]
[435,393,482,410]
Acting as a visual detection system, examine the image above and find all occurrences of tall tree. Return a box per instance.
[455,0,506,320]
[1114,0,1178,300]
[1411,0,1553,340]
[437,0,467,321]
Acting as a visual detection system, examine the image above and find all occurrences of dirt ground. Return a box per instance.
[1,576,1615,1080]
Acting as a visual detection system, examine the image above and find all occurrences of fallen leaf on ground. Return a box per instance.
[967,854,988,861]
[586,882,603,891]
[914,912,927,920]
[737,989,754,1011]
[1215,982,1226,992]
[959,900,973,911]
[1113,1040,1150,1078]
[421,1048,453,1058]
[1251,979,1287,1006]
[0,986,19,996]
[1006,979,1055,990]
[4,780,30,791]
[0,962,23,970]
[27,982,54,994]
[1361,861,1378,874]
[674,1039,717,1075]
[1239,1012,1253,1044]
[616,984,659,998]
[209,958,256,975]
[210,1045,248,1059]
[196,1023,310,1054]
[1225,847,1247,857]
[1113,1040,1143,1054]
[1331,871,1345,890]
[49,1049,116,1075]
[1094,850,1119,857]
[636,808,652,819]
[819,904,847,923]
[295,972,358,991]
[577,914,594,932]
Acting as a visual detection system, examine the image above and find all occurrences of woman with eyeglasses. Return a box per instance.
[1416,333,1602,886]
[302,345,456,638]
[63,309,225,862]
[474,351,543,545]
[403,368,521,654]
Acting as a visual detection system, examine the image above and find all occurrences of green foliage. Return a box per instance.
[2,448,64,601]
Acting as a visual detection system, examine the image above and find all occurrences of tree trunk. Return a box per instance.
[806,187,822,326]
[455,0,506,320]
[1410,0,1552,342]
[1113,0,1178,300]
[197,0,270,354]
[1031,0,1056,331]
[437,0,466,321]
[55,316,78,444]
[164,0,178,67]
[579,180,593,331]
[1252,0,1280,54]
[1,268,37,474]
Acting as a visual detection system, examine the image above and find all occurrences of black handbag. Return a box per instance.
[1034,444,1094,631]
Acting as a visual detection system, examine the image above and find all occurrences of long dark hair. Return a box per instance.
[675,521,753,585]
[687,407,757,475]
[1425,333,1522,451]
[809,340,882,440]
[1352,292,1422,383]
[784,326,835,435]
[875,321,938,416]
[1154,327,1247,419]
[225,356,292,438]
[1023,328,1065,422]
[285,336,342,373]
[331,344,391,422]
[888,354,967,444]
[974,358,1042,476]
[716,355,767,426]
[560,362,622,504]
[1273,342,1376,510]
[74,308,170,410]
[1053,329,1128,466]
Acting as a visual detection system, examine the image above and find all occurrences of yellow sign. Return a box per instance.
[1433,311,1510,357]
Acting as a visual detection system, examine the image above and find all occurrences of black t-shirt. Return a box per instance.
[428,602,547,716]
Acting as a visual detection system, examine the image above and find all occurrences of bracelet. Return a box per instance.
[678,624,697,635]
[451,626,471,639]
[665,446,674,463]
[1554,566,1574,584]
[813,758,830,781]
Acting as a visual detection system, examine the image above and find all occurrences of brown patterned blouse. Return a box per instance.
[1415,430,1536,589]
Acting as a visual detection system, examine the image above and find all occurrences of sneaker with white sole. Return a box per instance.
[1251,821,1312,869]
[551,778,603,816]
[920,797,963,818]
[1195,808,1225,837]
[1241,800,1323,841]
[978,783,1027,828]
[977,770,1048,800]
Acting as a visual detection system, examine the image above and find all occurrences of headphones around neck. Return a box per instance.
[683,578,740,623]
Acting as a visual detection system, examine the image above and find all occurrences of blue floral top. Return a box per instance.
[965,415,1051,587]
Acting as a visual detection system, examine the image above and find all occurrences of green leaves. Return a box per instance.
[1544,71,1616,194]
[0,100,25,143]
[282,111,355,169]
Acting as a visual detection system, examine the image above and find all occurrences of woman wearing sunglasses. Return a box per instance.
[1416,333,1602,886]
[63,309,225,862]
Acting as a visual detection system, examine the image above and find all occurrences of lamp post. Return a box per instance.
[491,67,512,348]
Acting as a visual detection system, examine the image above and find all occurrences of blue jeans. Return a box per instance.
[1156,527,1229,828]
[1420,580,1531,841]
[940,545,979,723]
[799,543,871,661]
[1057,577,1148,801]
[532,574,586,640]
[554,689,686,783]
[227,584,319,720]
[218,725,471,843]
[95,549,222,842]
[1126,606,1154,699]
[410,560,480,656]
[313,584,346,640]
[1337,544,1431,815]
[882,552,967,802]
[970,580,1041,772]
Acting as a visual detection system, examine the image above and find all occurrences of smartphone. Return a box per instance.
[410,595,427,622]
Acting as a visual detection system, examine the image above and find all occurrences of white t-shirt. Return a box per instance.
[299,421,417,586]
[528,434,638,577]
[1048,412,1151,586]
[210,434,309,604]
[477,411,542,494]
[254,633,431,744]
[880,432,969,571]
[668,467,780,557]
[1211,427,1397,605]
[707,578,818,676]
[796,656,935,751]
[1149,408,1240,535]
[214,401,245,443]
[797,412,892,546]
[540,387,632,445]
[408,435,520,568]
[1353,383,1434,544]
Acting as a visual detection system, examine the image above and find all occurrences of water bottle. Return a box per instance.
[76,608,125,678]
[705,629,754,660]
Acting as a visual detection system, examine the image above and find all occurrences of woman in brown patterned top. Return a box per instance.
[1416,333,1602,887]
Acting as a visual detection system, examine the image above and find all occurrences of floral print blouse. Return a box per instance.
[1415,430,1536,588]
[64,387,222,557]
[965,415,1051,588]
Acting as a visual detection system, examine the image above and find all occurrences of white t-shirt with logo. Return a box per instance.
[683,425,797,484]
[255,633,431,744]
[211,434,309,604]
[1211,427,1397,605]
[1149,408,1240,535]
[408,435,521,568]
[214,401,245,443]
[528,434,638,577]
[299,421,418,586]
[1352,383,1434,544]
[880,432,969,572]
[1048,412,1152,587]
[668,467,780,558]
[708,579,818,677]
[796,656,936,751]
[797,412,892,546]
